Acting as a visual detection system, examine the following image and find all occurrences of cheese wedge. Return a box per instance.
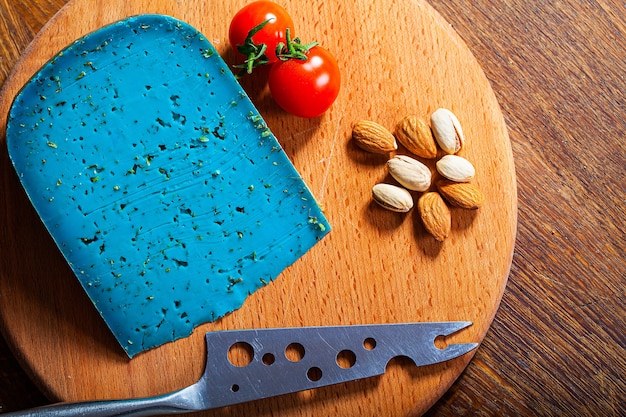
[7,15,330,357]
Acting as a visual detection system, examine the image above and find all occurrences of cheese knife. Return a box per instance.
[5,322,477,416]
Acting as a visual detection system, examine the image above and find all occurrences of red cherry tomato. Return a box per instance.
[268,46,341,118]
[228,1,294,65]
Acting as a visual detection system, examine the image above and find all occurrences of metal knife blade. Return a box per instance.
[4,322,477,417]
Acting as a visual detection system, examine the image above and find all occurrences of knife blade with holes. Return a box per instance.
[5,322,478,416]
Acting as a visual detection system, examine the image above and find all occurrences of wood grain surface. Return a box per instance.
[0,1,623,417]
[0,0,516,415]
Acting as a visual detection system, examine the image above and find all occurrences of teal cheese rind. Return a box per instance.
[7,15,330,357]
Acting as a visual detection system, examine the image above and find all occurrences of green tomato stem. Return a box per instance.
[233,23,319,78]
[276,28,318,61]
[233,19,272,77]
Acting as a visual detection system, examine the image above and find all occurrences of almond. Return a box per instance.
[352,120,397,154]
[418,192,451,241]
[394,115,438,159]
[437,180,485,209]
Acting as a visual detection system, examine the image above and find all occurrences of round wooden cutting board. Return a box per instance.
[0,0,517,415]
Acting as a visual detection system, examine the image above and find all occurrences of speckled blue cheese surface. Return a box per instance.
[7,14,330,358]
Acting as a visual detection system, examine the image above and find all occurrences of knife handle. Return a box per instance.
[2,386,203,417]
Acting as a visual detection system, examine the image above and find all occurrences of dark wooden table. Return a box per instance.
[0,0,624,415]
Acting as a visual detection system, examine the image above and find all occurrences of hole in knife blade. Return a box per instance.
[336,349,357,369]
[228,342,254,367]
[262,352,276,365]
[307,366,323,382]
[285,342,305,362]
[231,384,240,392]
[434,335,448,350]
[363,337,377,350]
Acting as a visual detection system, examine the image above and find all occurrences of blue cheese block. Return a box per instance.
[7,14,330,357]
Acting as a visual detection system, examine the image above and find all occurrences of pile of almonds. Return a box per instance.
[352,108,484,241]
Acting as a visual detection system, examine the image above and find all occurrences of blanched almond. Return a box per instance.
[387,155,432,192]
[372,183,414,213]
[431,108,465,154]
[436,154,475,182]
